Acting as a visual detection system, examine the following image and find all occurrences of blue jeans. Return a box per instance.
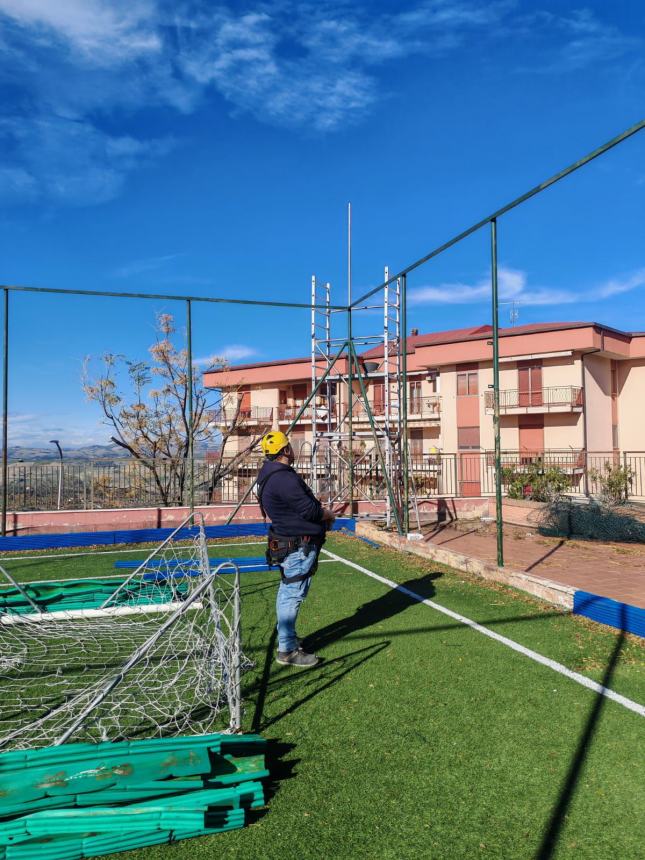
[276,547,319,653]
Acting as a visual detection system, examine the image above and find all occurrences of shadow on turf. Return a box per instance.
[251,630,389,733]
[304,571,442,653]
[250,571,440,733]
[535,604,627,860]
[245,739,299,825]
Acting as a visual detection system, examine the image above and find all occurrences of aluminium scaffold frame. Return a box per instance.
[0,118,643,554]
[310,270,411,529]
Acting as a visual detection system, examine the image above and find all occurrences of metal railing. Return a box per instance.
[215,406,273,424]
[1,449,643,512]
[484,386,583,411]
[354,395,441,420]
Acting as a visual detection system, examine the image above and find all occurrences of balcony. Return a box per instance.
[408,396,441,420]
[277,404,339,423]
[484,386,583,414]
[354,396,441,422]
[214,406,274,427]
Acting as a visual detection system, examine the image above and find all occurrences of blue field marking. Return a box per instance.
[0,518,355,553]
[573,591,645,638]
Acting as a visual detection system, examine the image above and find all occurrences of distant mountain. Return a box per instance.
[8,444,129,462]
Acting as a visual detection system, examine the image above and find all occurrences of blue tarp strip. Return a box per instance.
[116,557,268,569]
[573,590,645,638]
[0,518,355,552]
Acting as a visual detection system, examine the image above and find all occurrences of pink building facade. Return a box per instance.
[204,321,645,498]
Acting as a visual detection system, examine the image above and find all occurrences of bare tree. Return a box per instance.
[83,313,262,506]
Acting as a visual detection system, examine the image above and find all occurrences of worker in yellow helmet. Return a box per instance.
[258,431,335,668]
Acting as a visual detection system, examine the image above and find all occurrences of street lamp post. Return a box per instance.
[50,439,63,510]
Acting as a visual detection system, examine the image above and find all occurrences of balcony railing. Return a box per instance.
[215,406,274,425]
[277,404,340,422]
[408,396,441,419]
[355,396,441,420]
[484,386,583,412]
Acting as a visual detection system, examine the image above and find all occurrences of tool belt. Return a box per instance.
[265,528,317,582]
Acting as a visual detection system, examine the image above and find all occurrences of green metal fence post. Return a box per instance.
[491,219,504,567]
[1,288,8,537]
[186,299,194,513]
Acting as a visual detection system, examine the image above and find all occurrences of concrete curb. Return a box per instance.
[355,522,575,610]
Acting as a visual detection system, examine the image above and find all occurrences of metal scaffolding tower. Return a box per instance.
[310,276,333,498]
[310,271,409,528]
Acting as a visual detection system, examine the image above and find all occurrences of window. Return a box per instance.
[409,380,422,412]
[372,383,385,414]
[518,361,542,406]
[457,426,480,450]
[409,429,424,456]
[292,383,308,402]
[456,370,478,396]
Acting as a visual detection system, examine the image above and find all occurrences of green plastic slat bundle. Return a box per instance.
[0,577,190,616]
[0,733,267,860]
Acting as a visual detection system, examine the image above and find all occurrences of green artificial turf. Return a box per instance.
[2,534,644,859]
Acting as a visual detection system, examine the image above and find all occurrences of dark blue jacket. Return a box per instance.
[257,459,326,540]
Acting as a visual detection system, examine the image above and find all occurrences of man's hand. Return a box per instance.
[322,508,336,526]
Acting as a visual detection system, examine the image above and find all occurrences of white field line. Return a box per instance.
[4,558,336,587]
[322,548,645,719]
[0,541,265,564]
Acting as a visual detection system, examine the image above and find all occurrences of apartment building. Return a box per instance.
[203,322,645,479]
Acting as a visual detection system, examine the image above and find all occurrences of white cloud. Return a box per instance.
[0,0,160,63]
[7,411,109,446]
[195,345,258,366]
[0,116,173,206]
[409,266,645,307]
[0,1,639,205]
[516,7,641,73]
[113,253,184,278]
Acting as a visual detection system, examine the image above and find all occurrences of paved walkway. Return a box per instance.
[423,523,645,609]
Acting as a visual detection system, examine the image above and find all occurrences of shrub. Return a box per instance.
[588,462,633,506]
[501,461,569,503]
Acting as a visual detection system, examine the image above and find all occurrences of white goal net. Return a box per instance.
[0,514,244,750]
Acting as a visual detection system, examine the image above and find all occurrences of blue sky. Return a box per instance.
[1,0,644,446]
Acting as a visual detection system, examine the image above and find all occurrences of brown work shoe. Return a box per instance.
[276,648,319,667]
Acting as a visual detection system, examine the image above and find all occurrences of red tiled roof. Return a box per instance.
[360,321,629,359]
[204,320,635,374]
[204,355,312,374]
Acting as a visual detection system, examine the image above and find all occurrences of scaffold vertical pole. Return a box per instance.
[383,266,392,528]
[186,298,194,514]
[347,203,354,514]
[1,288,7,537]
[310,274,318,494]
[401,274,409,534]
[491,218,504,567]
[348,341,403,534]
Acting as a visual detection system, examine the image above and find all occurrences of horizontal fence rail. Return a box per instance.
[1,450,643,512]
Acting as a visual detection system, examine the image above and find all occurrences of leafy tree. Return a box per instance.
[83,313,260,506]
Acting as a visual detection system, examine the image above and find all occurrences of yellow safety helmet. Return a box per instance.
[260,430,290,456]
